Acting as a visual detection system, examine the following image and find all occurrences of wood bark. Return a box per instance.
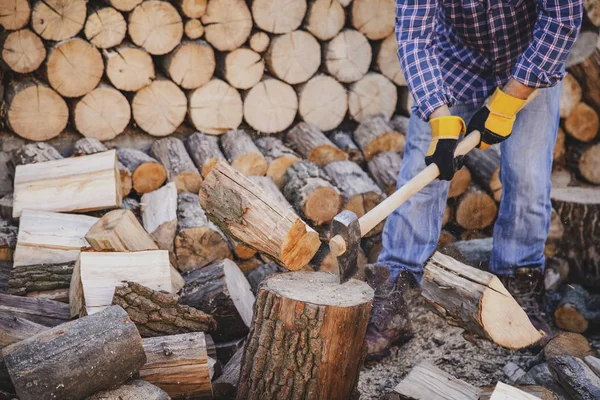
[0,261,10,293]
[237,271,373,400]
[31,0,86,41]
[0,313,47,349]
[565,142,600,185]
[1,29,45,74]
[350,0,394,40]
[441,237,492,271]
[286,122,348,167]
[214,346,243,399]
[249,31,270,53]
[324,29,371,83]
[84,6,126,49]
[548,356,600,400]
[162,39,215,89]
[141,183,178,253]
[516,362,571,400]
[184,18,204,39]
[128,0,183,55]
[485,382,546,400]
[376,33,407,86]
[0,0,30,30]
[221,129,268,176]
[297,75,348,132]
[116,148,167,194]
[448,167,472,199]
[455,184,498,230]
[246,262,285,294]
[251,0,306,34]
[103,43,155,92]
[554,284,600,334]
[348,73,397,122]
[132,77,187,137]
[585,356,600,376]
[255,137,301,187]
[221,47,264,90]
[243,77,298,134]
[186,132,227,177]
[0,293,70,327]
[464,146,502,202]
[438,230,457,248]
[8,262,73,301]
[306,0,344,41]
[151,137,202,192]
[10,142,62,172]
[422,252,544,349]
[330,131,364,164]
[188,78,243,134]
[564,102,599,142]
[353,115,405,161]
[560,73,583,118]
[87,380,170,400]
[201,0,252,51]
[391,115,410,136]
[266,30,320,85]
[567,31,600,113]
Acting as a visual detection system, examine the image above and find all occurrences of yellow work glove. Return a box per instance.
[466,87,527,150]
[425,116,466,181]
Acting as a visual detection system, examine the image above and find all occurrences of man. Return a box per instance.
[366,0,583,358]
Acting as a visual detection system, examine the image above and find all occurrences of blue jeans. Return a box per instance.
[378,83,562,283]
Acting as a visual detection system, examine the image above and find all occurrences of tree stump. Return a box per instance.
[564,102,599,143]
[350,0,394,40]
[221,129,268,176]
[31,0,86,41]
[201,0,252,51]
[84,6,126,49]
[377,33,407,86]
[249,31,270,53]
[367,151,402,195]
[348,73,397,122]
[266,30,320,85]
[116,148,167,194]
[297,75,348,132]
[221,47,264,90]
[353,115,404,161]
[243,78,298,134]
[251,0,306,34]
[255,137,301,187]
[185,132,227,177]
[128,0,183,55]
[188,78,243,134]
[151,137,202,193]
[286,122,348,167]
[104,43,155,92]
[162,40,215,89]
[0,0,30,30]
[1,29,45,74]
[132,78,187,136]
[324,29,371,83]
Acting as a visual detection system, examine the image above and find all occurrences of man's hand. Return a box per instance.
[425,115,466,181]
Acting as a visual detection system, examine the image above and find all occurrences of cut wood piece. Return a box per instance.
[213,336,243,364]
[544,332,593,360]
[132,77,187,137]
[46,38,103,98]
[140,332,213,399]
[330,130,364,163]
[199,161,320,270]
[306,0,345,40]
[324,29,371,83]
[566,31,600,113]
[585,0,600,26]
[297,74,348,131]
[422,252,544,349]
[349,73,397,122]
[391,115,410,135]
[548,356,600,399]
[353,115,405,161]
[141,183,178,253]
[188,78,243,134]
[455,184,498,230]
[351,0,394,40]
[104,43,155,91]
[184,18,204,39]
[554,127,566,164]
[438,230,457,248]
[2,305,146,400]
[237,257,263,273]
[377,33,407,86]
[69,250,172,317]
[243,78,298,134]
[12,150,121,218]
[254,137,300,188]
[84,6,126,48]
[5,77,68,141]
[0,221,16,263]
[0,314,46,348]
[185,132,226,178]
[107,0,142,11]
[323,160,385,237]
[252,0,306,33]
[175,192,231,271]
[87,380,170,400]
[448,167,472,199]
[0,0,30,30]
[249,31,270,53]
[1,29,45,73]
[463,146,502,202]
[368,151,402,195]
[11,142,62,168]
[266,30,320,85]
[221,129,268,176]
[31,0,86,41]
[7,262,73,301]
[128,0,183,55]
[176,0,207,17]
[551,168,572,189]
[565,142,600,184]
[229,237,257,259]
[441,237,492,270]
[116,148,167,194]
[516,363,571,400]
[214,346,243,399]
[564,102,599,142]
[151,137,203,193]
[554,285,600,334]
[488,382,540,400]
[0,293,70,327]
[545,208,565,259]
[201,0,252,51]
[246,262,285,293]
[283,161,343,225]
[162,40,215,89]
[393,360,480,400]
[286,122,348,167]
[180,259,255,340]
[560,73,583,118]
[442,204,453,226]
[222,47,264,90]
[238,271,373,400]
[112,281,216,337]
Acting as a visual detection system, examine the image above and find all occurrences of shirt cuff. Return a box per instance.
[511,53,566,89]
[414,88,456,121]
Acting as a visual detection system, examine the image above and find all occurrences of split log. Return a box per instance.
[140,332,213,399]
[548,356,600,400]
[565,142,600,184]
[353,115,405,161]
[249,31,270,53]
[564,102,599,142]
[324,29,371,83]
[221,129,268,176]
[566,31,600,113]
[545,208,565,258]
[441,237,492,270]
[377,33,407,86]
[246,262,285,293]
[0,293,70,327]
[464,146,502,202]
[87,380,170,400]
[201,0,252,51]
[175,192,231,271]
[237,257,263,273]
[243,77,298,134]
[348,73,397,122]
[266,30,320,85]
[0,314,46,349]
[107,0,142,12]
[128,0,183,55]
[184,18,204,39]
[141,183,177,253]
[116,148,167,194]
[112,281,216,337]
[544,332,594,360]
[214,346,243,399]
[84,6,126,49]
[306,0,344,41]
[351,0,395,40]
[422,252,544,349]
[455,184,498,230]
[1,29,45,74]
[282,161,343,226]
[286,122,348,167]
[229,237,257,260]
[104,43,155,92]
[199,161,320,270]
[188,78,243,134]
[180,259,255,341]
[151,137,203,193]
[255,137,301,187]
[237,271,373,400]
[0,0,30,30]
[31,0,86,41]
[448,167,472,199]
[560,73,583,118]
[221,47,264,90]
[487,382,543,400]
[12,150,121,218]
[132,78,187,137]
[247,176,294,211]
[554,285,600,334]
[4,77,68,141]
[330,130,364,164]
[297,75,348,132]
[2,305,146,400]
[251,0,306,34]
[323,160,385,237]
[162,40,215,89]
[175,0,207,18]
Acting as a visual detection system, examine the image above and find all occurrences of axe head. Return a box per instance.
[331,210,361,283]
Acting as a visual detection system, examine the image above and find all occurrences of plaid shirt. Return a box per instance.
[396,0,583,120]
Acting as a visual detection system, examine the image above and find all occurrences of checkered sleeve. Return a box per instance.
[511,0,583,88]
[396,0,455,121]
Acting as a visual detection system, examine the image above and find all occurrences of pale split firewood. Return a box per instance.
[12,150,122,218]
[554,285,600,334]
[0,313,46,348]
[252,0,307,34]
[128,0,183,55]
[243,77,298,134]
[31,0,86,41]
[455,183,498,230]
[448,167,472,199]
[175,192,232,271]
[441,237,492,270]
[548,356,600,400]
[175,0,207,18]
[221,47,264,90]
[2,305,146,400]
[463,146,502,202]
[132,77,187,137]
[349,73,398,122]
[84,6,126,48]
[286,122,348,167]
[266,30,320,85]
[377,33,407,86]
[255,136,301,187]
[106,0,142,12]
[297,74,348,132]
[214,346,243,399]
[4,77,68,141]
[249,31,270,53]
[188,78,243,134]
[185,132,226,178]
[351,0,394,40]
[306,0,345,40]
[422,252,544,349]
[199,161,321,270]
[565,142,600,184]
[0,0,30,30]
[151,137,203,193]
[564,102,599,142]
[162,39,215,89]
[367,151,401,195]
[566,31,600,113]
[238,272,373,400]
[116,148,167,194]
[353,115,405,161]
[488,382,541,400]
[87,380,170,400]
[330,130,364,163]
[201,0,252,51]
[104,43,155,92]
[560,73,583,118]
[0,293,70,327]
[184,18,204,39]
[221,129,268,176]
[0,29,45,73]
[324,29,372,83]
[141,183,178,253]
[245,262,285,293]
[46,38,103,98]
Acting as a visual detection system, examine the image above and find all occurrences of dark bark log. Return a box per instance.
[254,137,301,187]
[548,355,600,400]
[367,151,401,196]
[516,363,571,400]
[0,293,70,326]
[463,146,502,202]
[214,346,243,399]
[7,262,73,299]
[0,220,16,263]
[329,131,364,164]
[87,380,170,400]
[441,237,492,271]
[221,129,268,177]
[0,262,10,294]
[285,122,348,167]
[352,115,404,161]
[0,313,47,348]
[10,142,63,171]
[554,284,600,334]
[246,263,285,294]
[185,131,226,178]
[215,337,245,366]
[151,137,203,193]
